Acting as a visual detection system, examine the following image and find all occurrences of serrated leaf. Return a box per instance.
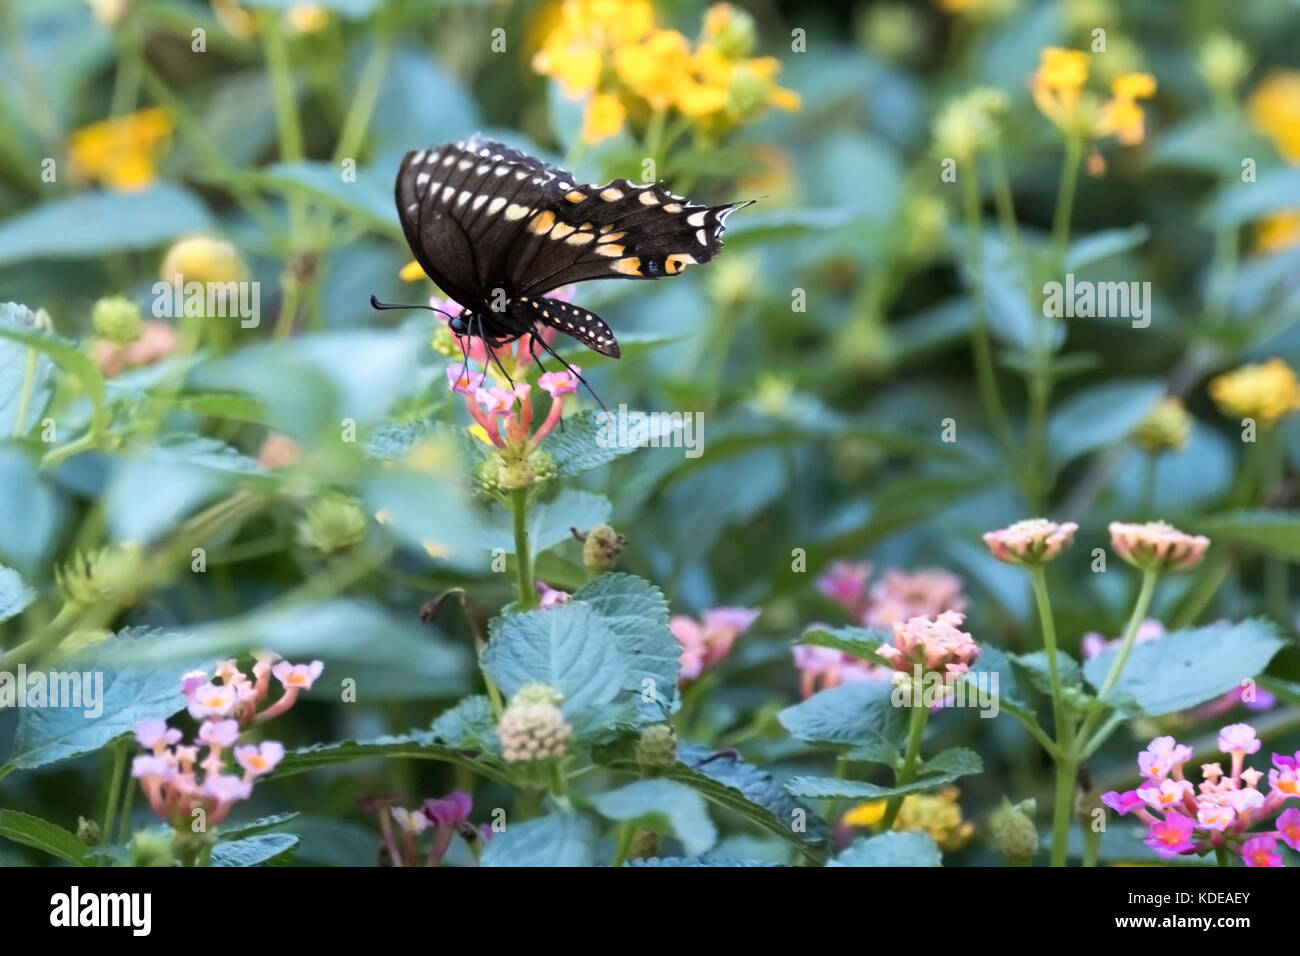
[208,833,299,867]
[778,680,905,765]
[216,812,301,841]
[797,625,892,668]
[1047,379,1165,467]
[590,779,717,856]
[0,302,55,437]
[0,810,87,863]
[1012,649,1083,694]
[828,831,941,867]
[2,627,212,777]
[917,747,984,779]
[541,408,687,476]
[627,856,785,867]
[480,812,597,867]
[786,768,973,801]
[0,319,107,433]
[271,732,512,785]
[430,695,500,751]
[1083,618,1284,716]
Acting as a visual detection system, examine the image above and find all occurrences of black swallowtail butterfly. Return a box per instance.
[372,134,751,382]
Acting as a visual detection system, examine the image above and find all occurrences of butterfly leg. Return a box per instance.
[474,312,517,390]
[530,324,607,412]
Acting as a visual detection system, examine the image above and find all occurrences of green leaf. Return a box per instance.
[1192,511,1300,560]
[0,302,55,437]
[0,320,107,434]
[959,645,1042,734]
[786,769,973,801]
[627,856,783,867]
[1204,166,1300,228]
[1083,618,1284,716]
[0,564,35,623]
[1011,650,1083,694]
[483,573,678,731]
[480,813,597,867]
[430,696,500,751]
[208,833,300,867]
[2,627,212,777]
[1047,379,1164,467]
[596,741,830,858]
[216,812,300,841]
[917,747,984,779]
[272,732,512,786]
[0,185,214,265]
[590,780,717,856]
[797,625,892,667]
[257,161,393,231]
[542,408,689,476]
[1064,226,1150,271]
[828,831,941,867]
[0,810,87,864]
[778,680,905,765]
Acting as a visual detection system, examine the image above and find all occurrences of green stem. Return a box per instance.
[986,143,1022,261]
[1215,846,1229,867]
[1077,569,1159,746]
[961,162,1013,452]
[880,702,928,830]
[1050,758,1077,867]
[1029,566,1069,750]
[117,773,136,845]
[1051,135,1084,266]
[10,346,37,438]
[101,737,129,838]
[610,821,636,867]
[331,12,395,164]
[1081,823,1101,868]
[1264,427,1287,622]
[511,488,537,609]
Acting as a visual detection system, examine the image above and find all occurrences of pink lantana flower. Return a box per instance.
[536,581,571,608]
[234,741,285,778]
[875,610,980,680]
[1108,521,1209,574]
[1241,835,1283,867]
[791,643,888,699]
[272,660,324,692]
[423,791,473,827]
[982,518,1078,565]
[672,606,761,684]
[815,561,872,622]
[198,719,240,749]
[1276,808,1300,851]
[1144,814,1196,858]
[187,682,238,720]
[864,569,968,629]
[446,363,485,394]
[135,718,182,752]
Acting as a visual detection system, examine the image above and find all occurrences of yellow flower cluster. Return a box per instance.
[1247,70,1300,253]
[68,107,173,192]
[841,786,975,851]
[1030,47,1155,146]
[531,0,799,144]
[211,0,330,38]
[1208,358,1300,428]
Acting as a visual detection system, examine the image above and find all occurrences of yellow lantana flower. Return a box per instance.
[843,787,975,852]
[1255,212,1300,255]
[581,93,626,144]
[1247,69,1300,162]
[1102,72,1157,145]
[399,260,427,282]
[68,107,173,192]
[1208,358,1300,427]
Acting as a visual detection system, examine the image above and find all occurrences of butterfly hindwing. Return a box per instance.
[513,294,620,358]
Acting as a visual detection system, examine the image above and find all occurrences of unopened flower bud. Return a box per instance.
[582,524,626,573]
[56,544,143,609]
[1108,521,1209,574]
[91,296,143,346]
[498,456,536,490]
[636,723,678,769]
[987,797,1038,863]
[705,3,756,58]
[627,828,660,861]
[295,495,367,555]
[160,235,247,287]
[1132,398,1191,453]
[497,683,572,763]
[77,816,102,846]
[129,829,175,867]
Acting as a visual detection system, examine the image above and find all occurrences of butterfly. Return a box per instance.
[373,134,751,386]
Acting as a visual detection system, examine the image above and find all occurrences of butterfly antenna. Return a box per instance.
[532,328,607,413]
[370,295,456,321]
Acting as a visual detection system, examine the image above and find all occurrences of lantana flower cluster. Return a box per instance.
[794,563,968,697]
[131,654,322,832]
[670,606,760,685]
[1030,46,1157,146]
[531,1,799,144]
[370,790,493,866]
[1103,725,1299,866]
[876,610,981,681]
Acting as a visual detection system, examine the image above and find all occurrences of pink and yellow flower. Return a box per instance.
[983,518,1078,566]
[1108,521,1209,574]
[672,606,760,683]
[875,610,980,679]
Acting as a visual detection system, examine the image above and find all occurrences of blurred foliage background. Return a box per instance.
[2,0,1300,865]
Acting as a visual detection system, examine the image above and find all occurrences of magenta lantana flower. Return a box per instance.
[791,643,887,699]
[982,518,1078,565]
[1145,814,1196,858]
[272,659,324,692]
[536,581,571,608]
[538,366,581,397]
[1277,808,1300,850]
[1108,521,1209,573]
[1242,835,1283,867]
[423,791,473,827]
[446,363,485,394]
[1219,723,1262,756]
[815,560,871,621]
[135,718,181,752]
[198,719,240,749]
[187,682,238,720]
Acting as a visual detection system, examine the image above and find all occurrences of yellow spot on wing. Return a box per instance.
[565,232,594,245]
[601,187,624,201]
[612,257,642,275]
[566,191,586,203]
[551,222,575,239]
[595,243,624,257]
[528,210,556,234]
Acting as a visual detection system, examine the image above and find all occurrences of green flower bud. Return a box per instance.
[1132,397,1191,454]
[498,683,572,763]
[77,816,102,846]
[91,296,143,346]
[706,4,757,58]
[1198,33,1250,99]
[56,544,144,609]
[582,523,626,573]
[295,495,368,555]
[497,456,536,491]
[129,829,175,867]
[987,797,1038,863]
[859,3,922,61]
[635,723,678,769]
[627,828,660,861]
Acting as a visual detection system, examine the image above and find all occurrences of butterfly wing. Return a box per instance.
[509,178,752,295]
[513,294,620,358]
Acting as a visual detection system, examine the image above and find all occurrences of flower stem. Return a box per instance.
[880,702,928,831]
[10,345,37,439]
[1264,427,1288,622]
[1095,569,1159,703]
[1050,758,1077,867]
[986,143,1022,261]
[1029,565,1069,749]
[1081,823,1101,868]
[961,163,1013,452]
[511,488,537,610]
[610,821,636,867]
[101,737,128,839]
[1051,135,1083,266]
